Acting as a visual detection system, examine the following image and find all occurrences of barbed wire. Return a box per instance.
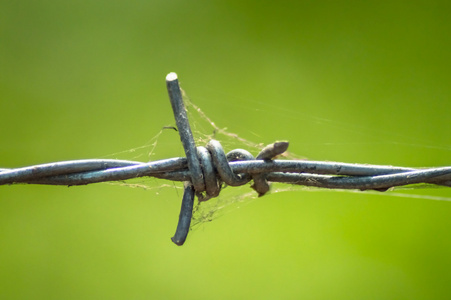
[1,72,450,246]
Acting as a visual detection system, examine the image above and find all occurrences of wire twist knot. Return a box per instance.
[193,140,289,201]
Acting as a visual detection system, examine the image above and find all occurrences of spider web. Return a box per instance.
[102,88,451,232]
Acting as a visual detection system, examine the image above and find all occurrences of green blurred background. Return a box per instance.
[1,1,451,299]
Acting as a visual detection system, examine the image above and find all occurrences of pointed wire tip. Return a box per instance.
[256,141,290,160]
[273,141,289,154]
[171,237,185,246]
[166,72,178,82]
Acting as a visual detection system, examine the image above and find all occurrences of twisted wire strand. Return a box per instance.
[2,153,450,188]
[1,72,450,246]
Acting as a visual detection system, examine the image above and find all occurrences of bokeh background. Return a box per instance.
[1,1,451,299]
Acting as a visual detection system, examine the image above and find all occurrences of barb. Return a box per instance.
[1,72,450,246]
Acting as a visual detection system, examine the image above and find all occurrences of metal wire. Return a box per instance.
[1,72,450,246]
